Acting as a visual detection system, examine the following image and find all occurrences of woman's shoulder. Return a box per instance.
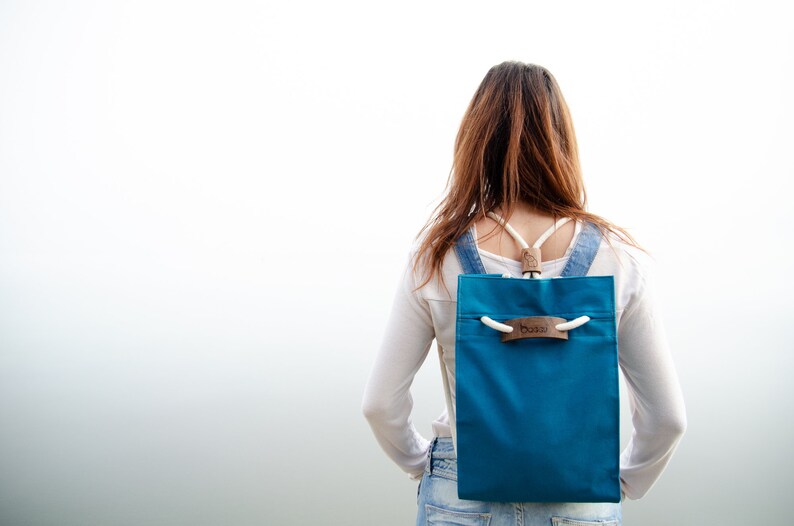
[593,228,657,313]
[596,228,655,275]
[405,230,467,302]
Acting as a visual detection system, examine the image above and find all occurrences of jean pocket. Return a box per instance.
[551,517,618,526]
[426,504,491,526]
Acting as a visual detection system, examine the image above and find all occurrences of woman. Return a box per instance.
[362,61,687,526]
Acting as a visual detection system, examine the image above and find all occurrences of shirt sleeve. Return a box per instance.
[361,246,435,480]
[617,255,688,500]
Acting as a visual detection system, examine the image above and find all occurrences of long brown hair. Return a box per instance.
[412,61,644,293]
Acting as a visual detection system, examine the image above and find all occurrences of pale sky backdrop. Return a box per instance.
[1,1,792,525]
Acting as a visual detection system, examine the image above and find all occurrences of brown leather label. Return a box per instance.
[500,316,568,342]
[521,247,542,274]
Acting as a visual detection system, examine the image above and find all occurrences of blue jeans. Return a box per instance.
[417,437,622,526]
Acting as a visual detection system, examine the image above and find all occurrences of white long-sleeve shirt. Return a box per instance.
[361,221,687,501]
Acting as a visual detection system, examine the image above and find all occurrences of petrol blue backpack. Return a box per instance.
[437,212,620,503]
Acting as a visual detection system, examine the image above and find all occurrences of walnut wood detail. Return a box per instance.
[500,316,569,342]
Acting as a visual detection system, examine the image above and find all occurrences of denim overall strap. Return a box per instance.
[453,226,487,275]
[560,221,602,277]
[444,226,486,453]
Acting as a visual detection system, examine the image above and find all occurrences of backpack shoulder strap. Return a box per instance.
[454,225,487,275]
[560,221,603,277]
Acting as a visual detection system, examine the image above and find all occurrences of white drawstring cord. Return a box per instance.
[554,315,591,331]
[486,212,530,249]
[481,316,514,333]
[479,315,591,333]
[486,211,571,279]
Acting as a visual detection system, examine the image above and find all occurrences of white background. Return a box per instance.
[1,1,792,524]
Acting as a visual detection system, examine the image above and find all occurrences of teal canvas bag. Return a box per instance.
[437,212,621,503]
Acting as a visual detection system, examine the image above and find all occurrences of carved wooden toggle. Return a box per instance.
[521,247,542,274]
